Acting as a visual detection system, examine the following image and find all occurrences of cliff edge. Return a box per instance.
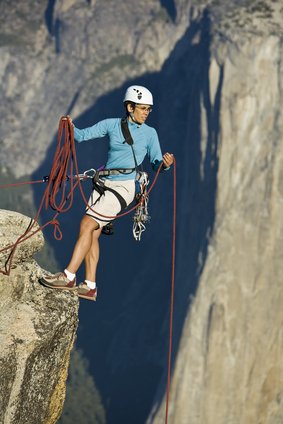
[0,209,79,424]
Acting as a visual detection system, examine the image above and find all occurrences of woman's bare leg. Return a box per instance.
[84,225,102,282]
[66,215,101,274]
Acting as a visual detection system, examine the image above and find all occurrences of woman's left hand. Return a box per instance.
[162,152,174,168]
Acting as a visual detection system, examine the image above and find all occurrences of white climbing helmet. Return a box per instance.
[123,85,153,105]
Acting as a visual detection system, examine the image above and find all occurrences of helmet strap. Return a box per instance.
[125,102,143,125]
[129,111,142,126]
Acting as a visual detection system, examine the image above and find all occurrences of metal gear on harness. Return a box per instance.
[133,171,150,241]
[101,221,114,235]
[120,117,151,241]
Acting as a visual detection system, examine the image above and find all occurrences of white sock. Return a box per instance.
[85,280,96,289]
[64,268,76,281]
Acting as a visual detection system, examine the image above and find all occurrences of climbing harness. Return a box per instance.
[92,167,135,181]
[90,176,127,216]
[0,116,176,424]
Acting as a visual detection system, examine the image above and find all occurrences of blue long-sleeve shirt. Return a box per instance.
[74,118,164,181]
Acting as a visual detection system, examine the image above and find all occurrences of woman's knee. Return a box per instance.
[80,215,100,234]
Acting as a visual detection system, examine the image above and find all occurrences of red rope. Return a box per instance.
[0,117,77,275]
[165,157,176,424]
[0,180,44,189]
[0,117,163,274]
[0,117,177,423]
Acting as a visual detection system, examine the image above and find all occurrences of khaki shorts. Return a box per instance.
[85,179,136,227]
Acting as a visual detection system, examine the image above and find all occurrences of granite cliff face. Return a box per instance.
[149,3,283,424]
[0,210,78,424]
[0,0,188,178]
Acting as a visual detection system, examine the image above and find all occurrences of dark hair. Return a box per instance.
[124,101,136,116]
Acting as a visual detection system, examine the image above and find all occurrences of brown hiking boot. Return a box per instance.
[78,283,97,301]
[40,272,76,290]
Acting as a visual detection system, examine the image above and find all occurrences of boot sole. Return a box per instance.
[40,279,77,291]
[78,294,97,301]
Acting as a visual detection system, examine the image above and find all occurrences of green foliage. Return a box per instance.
[58,348,106,424]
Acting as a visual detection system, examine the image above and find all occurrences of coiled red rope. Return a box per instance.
[0,116,177,424]
[0,117,163,274]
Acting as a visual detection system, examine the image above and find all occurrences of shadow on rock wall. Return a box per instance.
[33,9,223,424]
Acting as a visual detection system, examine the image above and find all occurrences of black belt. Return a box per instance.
[97,168,135,177]
[92,168,135,184]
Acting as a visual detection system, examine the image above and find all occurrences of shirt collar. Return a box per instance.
[128,118,142,129]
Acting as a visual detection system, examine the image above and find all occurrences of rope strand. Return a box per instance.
[0,117,163,274]
[165,157,177,424]
[0,180,44,189]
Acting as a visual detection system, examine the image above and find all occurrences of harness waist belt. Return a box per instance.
[97,168,135,177]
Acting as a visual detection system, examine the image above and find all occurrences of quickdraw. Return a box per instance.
[133,171,150,241]
[43,168,96,183]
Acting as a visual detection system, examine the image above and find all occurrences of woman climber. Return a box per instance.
[40,85,174,301]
